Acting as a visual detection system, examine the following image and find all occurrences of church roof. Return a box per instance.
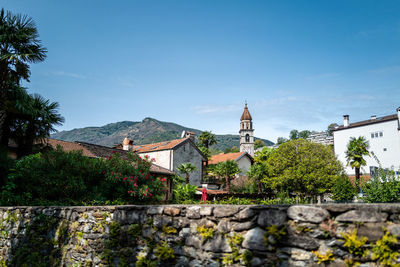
[240,103,252,121]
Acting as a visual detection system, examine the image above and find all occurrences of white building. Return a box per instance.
[332,108,400,175]
[209,152,254,175]
[120,132,207,185]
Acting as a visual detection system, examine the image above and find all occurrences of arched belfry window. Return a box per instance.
[245,134,250,142]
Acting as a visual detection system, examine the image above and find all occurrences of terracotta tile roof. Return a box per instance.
[131,138,188,153]
[45,139,174,175]
[209,152,250,165]
[240,103,252,120]
[333,114,397,132]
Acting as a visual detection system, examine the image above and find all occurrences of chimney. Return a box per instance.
[371,115,377,120]
[185,131,196,141]
[397,107,400,130]
[343,115,349,127]
[122,137,133,151]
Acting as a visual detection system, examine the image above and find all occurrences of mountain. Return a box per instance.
[51,117,274,151]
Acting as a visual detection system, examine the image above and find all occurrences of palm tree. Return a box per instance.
[345,136,370,190]
[247,163,266,194]
[198,131,217,149]
[0,8,47,147]
[177,163,198,184]
[12,93,64,157]
[214,160,241,193]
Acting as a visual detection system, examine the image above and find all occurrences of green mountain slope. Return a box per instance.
[51,117,273,150]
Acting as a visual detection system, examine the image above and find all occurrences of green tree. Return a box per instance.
[247,163,266,194]
[214,160,241,193]
[254,146,275,164]
[262,139,344,198]
[12,93,64,157]
[298,130,311,139]
[345,136,370,190]
[331,175,357,202]
[276,137,288,145]
[0,8,47,147]
[198,131,217,149]
[230,146,239,153]
[289,129,299,140]
[254,139,265,150]
[177,163,198,184]
[327,123,339,136]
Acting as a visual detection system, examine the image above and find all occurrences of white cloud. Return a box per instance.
[192,104,241,114]
[50,71,86,79]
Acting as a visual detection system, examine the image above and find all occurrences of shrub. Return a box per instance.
[331,175,357,202]
[362,167,400,203]
[0,146,166,205]
[173,183,198,203]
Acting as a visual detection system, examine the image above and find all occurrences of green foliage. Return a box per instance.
[222,233,252,266]
[331,175,357,202]
[128,224,142,239]
[212,197,258,205]
[261,139,344,197]
[312,249,335,264]
[154,241,175,262]
[341,229,369,257]
[136,254,157,267]
[162,225,177,235]
[214,160,241,193]
[1,147,165,205]
[108,221,121,248]
[197,225,215,241]
[173,183,198,203]
[345,136,370,188]
[254,139,265,149]
[198,131,217,148]
[264,225,286,247]
[371,229,399,266]
[177,162,197,184]
[362,167,400,203]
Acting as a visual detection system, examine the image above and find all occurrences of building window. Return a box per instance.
[245,134,250,142]
[383,148,387,151]
[370,131,383,139]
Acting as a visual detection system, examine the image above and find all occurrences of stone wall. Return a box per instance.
[0,204,400,266]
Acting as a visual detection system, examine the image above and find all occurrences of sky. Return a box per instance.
[2,0,400,143]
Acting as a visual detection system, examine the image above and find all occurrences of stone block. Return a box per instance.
[185,235,202,249]
[242,227,268,251]
[203,234,232,253]
[216,219,231,234]
[283,235,319,250]
[336,210,388,222]
[232,220,256,231]
[200,206,213,216]
[289,248,312,261]
[257,209,287,227]
[234,207,256,220]
[213,206,239,218]
[187,206,201,219]
[147,206,164,215]
[388,224,400,236]
[288,206,329,223]
[164,207,180,216]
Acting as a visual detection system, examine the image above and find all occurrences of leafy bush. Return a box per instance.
[173,183,198,203]
[362,167,400,203]
[0,146,166,205]
[331,175,357,202]
[262,139,344,198]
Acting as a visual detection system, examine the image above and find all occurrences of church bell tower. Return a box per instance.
[239,102,254,156]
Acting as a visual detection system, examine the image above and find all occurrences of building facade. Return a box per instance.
[332,108,400,175]
[120,133,207,186]
[209,152,254,175]
[239,103,255,156]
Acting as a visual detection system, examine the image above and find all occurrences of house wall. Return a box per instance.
[333,119,400,175]
[173,142,203,186]
[138,150,172,170]
[237,156,252,175]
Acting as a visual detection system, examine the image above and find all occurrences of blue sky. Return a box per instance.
[3,0,400,142]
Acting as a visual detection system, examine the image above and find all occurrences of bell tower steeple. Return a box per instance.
[239,102,254,156]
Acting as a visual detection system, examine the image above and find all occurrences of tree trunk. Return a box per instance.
[257,178,261,194]
[0,63,8,148]
[185,173,189,184]
[225,176,230,193]
[355,167,360,191]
